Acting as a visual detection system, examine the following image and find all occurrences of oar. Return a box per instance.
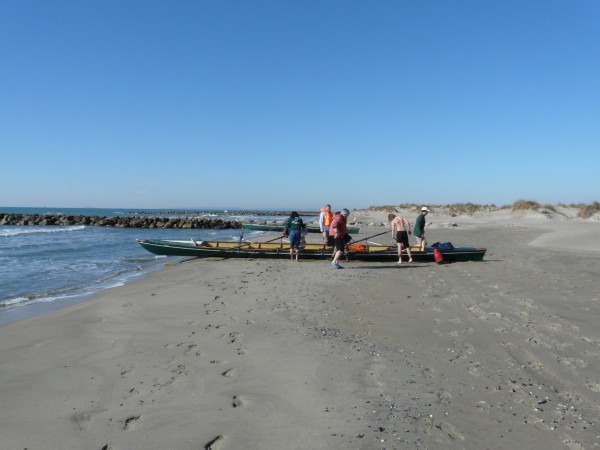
[236,233,287,249]
[262,234,287,244]
[348,230,389,245]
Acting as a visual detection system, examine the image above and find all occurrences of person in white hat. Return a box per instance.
[414,207,430,249]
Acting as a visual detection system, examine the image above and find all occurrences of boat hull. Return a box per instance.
[137,239,486,263]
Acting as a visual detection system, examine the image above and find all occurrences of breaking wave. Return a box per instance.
[0,225,86,238]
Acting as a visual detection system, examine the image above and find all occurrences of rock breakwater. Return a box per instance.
[127,210,319,217]
[0,213,242,229]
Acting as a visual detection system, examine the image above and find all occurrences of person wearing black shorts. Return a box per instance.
[389,213,413,264]
[395,230,410,248]
[329,208,350,269]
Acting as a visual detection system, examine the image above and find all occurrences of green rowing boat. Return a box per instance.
[137,239,486,263]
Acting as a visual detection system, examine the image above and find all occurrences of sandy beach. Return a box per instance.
[1,208,599,450]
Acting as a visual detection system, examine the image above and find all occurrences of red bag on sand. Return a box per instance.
[434,248,444,264]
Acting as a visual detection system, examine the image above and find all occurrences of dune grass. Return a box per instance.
[366,201,598,219]
[578,202,600,219]
[511,199,542,212]
[368,204,427,214]
[368,205,398,213]
[447,203,497,216]
[369,203,501,216]
[511,200,599,218]
[541,204,557,212]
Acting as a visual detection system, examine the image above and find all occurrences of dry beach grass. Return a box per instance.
[0,203,599,449]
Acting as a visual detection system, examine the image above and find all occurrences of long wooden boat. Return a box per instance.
[137,239,486,263]
[241,223,360,234]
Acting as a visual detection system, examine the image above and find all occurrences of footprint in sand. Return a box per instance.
[173,364,189,375]
[71,409,105,430]
[435,421,464,441]
[123,415,141,430]
[228,332,242,343]
[585,380,600,392]
[421,367,435,379]
[232,395,245,408]
[437,390,452,405]
[204,435,224,450]
[468,361,482,376]
[559,357,587,370]
[222,368,237,378]
[177,342,198,351]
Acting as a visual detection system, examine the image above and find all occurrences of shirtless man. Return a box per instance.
[389,213,413,264]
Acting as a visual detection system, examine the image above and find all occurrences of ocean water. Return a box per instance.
[0,207,311,326]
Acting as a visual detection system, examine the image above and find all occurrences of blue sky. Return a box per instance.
[1,0,598,210]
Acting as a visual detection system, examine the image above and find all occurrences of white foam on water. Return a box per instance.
[0,225,86,237]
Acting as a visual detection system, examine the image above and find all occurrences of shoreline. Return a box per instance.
[1,215,599,449]
[3,214,596,329]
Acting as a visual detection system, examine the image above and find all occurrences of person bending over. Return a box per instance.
[329,208,350,269]
[389,213,413,264]
[283,211,305,261]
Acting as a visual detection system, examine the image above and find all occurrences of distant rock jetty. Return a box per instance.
[0,213,242,229]
[126,210,319,217]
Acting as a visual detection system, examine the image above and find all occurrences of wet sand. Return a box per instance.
[1,209,599,449]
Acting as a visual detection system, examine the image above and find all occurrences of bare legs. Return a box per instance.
[290,247,300,261]
[397,243,413,264]
[332,249,343,266]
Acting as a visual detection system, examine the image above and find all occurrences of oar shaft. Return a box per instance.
[350,230,388,244]
[237,234,286,249]
[265,234,287,243]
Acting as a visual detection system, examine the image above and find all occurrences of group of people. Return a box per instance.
[283,204,430,268]
[319,205,350,269]
[389,206,429,264]
[282,205,351,268]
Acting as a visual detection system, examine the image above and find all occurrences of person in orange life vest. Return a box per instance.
[389,213,413,264]
[329,208,350,269]
[319,204,333,248]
